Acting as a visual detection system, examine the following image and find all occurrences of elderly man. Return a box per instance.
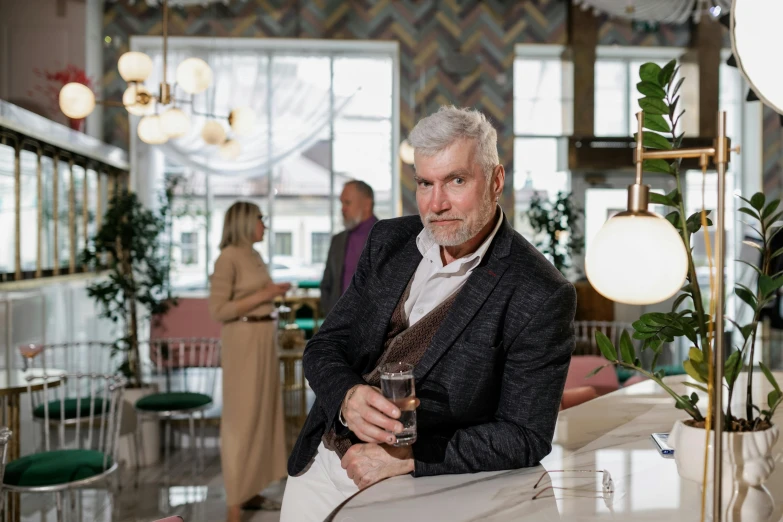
[280,106,576,521]
[320,180,378,315]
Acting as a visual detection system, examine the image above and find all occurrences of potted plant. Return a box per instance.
[591,60,783,521]
[525,191,584,278]
[81,186,176,466]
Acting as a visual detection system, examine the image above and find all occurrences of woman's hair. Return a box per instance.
[219,201,261,250]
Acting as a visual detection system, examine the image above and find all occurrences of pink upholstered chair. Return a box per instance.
[560,386,599,410]
[150,298,222,340]
[565,355,620,397]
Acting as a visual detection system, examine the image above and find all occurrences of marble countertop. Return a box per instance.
[328,372,783,522]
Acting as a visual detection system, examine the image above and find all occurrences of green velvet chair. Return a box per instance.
[135,338,220,474]
[4,372,125,522]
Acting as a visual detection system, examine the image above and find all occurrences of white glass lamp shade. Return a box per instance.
[137,115,168,145]
[585,214,688,305]
[160,108,190,138]
[59,83,95,119]
[399,139,415,165]
[228,107,256,136]
[122,84,154,116]
[219,140,241,160]
[732,0,783,113]
[176,58,213,95]
[118,52,153,82]
[201,120,226,145]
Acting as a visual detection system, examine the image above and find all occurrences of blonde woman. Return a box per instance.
[209,201,290,522]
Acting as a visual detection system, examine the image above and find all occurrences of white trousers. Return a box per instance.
[280,442,360,522]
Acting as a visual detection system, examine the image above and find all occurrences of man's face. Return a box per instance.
[341,184,368,230]
[414,138,502,247]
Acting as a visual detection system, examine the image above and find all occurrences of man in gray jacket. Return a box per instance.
[281,106,576,521]
[320,180,378,315]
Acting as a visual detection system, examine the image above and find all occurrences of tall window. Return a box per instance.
[311,232,331,264]
[180,232,198,265]
[274,232,293,257]
[134,39,398,290]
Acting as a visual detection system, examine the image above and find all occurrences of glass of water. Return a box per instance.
[380,362,417,446]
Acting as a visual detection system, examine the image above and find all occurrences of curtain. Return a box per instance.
[140,49,356,178]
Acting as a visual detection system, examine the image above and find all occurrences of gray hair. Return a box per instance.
[344,179,375,205]
[408,106,499,177]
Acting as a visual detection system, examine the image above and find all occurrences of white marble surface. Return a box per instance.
[0,99,128,169]
[328,372,783,522]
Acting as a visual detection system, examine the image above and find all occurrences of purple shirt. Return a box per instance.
[342,216,378,293]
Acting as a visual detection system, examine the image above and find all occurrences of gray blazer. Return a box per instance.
[290,215,576,477]
[319,230,347,316]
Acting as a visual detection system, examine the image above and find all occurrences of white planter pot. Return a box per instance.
[117,384,161,468]
[669,419,779,522]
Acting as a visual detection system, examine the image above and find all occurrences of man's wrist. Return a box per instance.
[339,384,361,427]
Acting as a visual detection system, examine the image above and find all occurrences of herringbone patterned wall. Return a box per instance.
[102,0,692,214]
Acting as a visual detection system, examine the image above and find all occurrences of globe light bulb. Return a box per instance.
[586,213,688,305]
[59,83,95,119]
[118,52,153,82]
[137,115,168,145]
[219,139,241,160]
[201,120,226,145]
[228,107,256,136]
[176,58,213,95]
[160,108,190,138]
[122,84,154,116]
[399,139,415,165]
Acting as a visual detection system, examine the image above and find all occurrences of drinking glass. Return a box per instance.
[380,362,417,446]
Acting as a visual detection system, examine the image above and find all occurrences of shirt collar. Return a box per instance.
[416,207,505,270]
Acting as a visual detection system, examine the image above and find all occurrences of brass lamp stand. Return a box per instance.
[632,110,739,521]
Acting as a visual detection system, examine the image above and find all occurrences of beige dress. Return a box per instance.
[209,244,287,506]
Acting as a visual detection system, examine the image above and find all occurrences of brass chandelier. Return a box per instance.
[57,0,254,156]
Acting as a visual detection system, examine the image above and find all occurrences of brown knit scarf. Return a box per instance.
[322,277,460,458]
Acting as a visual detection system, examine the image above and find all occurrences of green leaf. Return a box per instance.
[670,77,685,97]
[762,200,781,221]
[735,286,758,309]
[637,81,666,98]
[724,351,742,387]
[643,160,673,176]
[683,381,709,393]
[619,330,635,364]
[772,246,783,260]
[643,114,671,133]
[769,390,781,409]
[595,331,617,362]
[637,132,673,150]
[638,97,669,115]
[671,292,691,311]
[761,362,781,393]
[586,364,613,379]
[766,209,783,227]
[690,392,699,405]
[659,60,677,87]
[665,211,681,229]
[640,62,663,84]
[737,259,764,277]
[751,193,766,211]
[649,191,674,206]
[683,359,707,383]
[760,274,783,299]
[688,347,703,363]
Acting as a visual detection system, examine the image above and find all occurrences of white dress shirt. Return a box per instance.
[404,209,504,326]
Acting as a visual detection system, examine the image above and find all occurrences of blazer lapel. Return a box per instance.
[414,218,514,382]
[366,234,422,358]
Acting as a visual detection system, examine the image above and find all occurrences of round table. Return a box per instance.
[0,368,63,522]
[325,374,783,522]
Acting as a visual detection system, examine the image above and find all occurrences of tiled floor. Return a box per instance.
[19,436,285,522]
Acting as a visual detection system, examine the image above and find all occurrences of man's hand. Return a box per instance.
[341,443,414,489]
[341,385,404,444]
